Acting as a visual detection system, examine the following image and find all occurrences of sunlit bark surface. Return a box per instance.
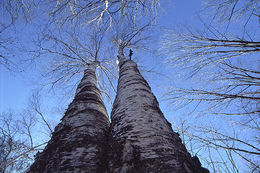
[109,51,209,172]
[28,63,110,173]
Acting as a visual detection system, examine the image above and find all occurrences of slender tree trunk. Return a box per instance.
[109,46,209,173]
[28,62,110,173]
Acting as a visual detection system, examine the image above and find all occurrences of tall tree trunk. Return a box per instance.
[28,62,110,173]
[109,46,209,173]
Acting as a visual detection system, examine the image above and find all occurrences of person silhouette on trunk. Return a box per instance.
[129,49,133,60]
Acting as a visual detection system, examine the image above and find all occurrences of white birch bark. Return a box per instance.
[28,62,110,173]
[109,47,209,173]
[117,43,127,68]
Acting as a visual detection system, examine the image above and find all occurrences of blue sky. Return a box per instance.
[1,0,258,172]
[0,0,202,113]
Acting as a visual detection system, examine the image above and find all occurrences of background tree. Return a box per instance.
[161,0,260,172]
[0,95,52,173]
[0,0,37,70]
[172,118,260,172]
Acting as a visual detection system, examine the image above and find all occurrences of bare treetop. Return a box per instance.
[204,0,259,26]
[47,0,160,26]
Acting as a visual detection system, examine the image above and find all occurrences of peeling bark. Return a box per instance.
[28,63,110,173]
[109,48,209,173]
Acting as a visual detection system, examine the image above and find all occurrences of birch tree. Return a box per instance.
[28,61,110,172]
[108,20,209,172]
[26,22,114,171]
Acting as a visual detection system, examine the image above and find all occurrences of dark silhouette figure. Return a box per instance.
[129,49,133,60]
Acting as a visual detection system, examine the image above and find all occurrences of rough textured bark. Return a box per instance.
[109,47,209,173]
[28,63,110,173]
